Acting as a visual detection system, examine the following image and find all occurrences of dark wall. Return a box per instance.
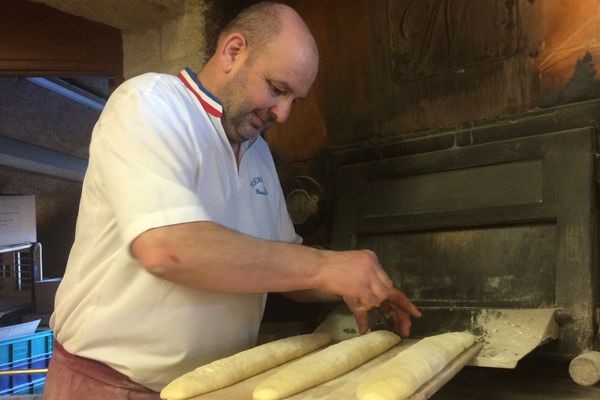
[266,0,600,162]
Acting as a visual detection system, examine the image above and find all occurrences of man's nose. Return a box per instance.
[269,98,293,124]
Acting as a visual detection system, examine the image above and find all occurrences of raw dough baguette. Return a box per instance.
[356,331,475,400]
[160,333,332,400]
[253,330,401,400]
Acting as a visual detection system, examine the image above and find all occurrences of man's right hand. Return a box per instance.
[317,249,394,308]
[317,249,421,335]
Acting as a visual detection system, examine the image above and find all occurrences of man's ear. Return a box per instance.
[217,33,248,73]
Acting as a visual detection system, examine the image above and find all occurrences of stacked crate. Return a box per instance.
[0,329,52,395]
[0,243,51,394]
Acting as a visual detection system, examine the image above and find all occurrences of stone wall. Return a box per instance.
[122,0,209,78]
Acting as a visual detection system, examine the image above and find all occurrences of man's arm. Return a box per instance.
[132,221,391,310]
[281,290,341,303]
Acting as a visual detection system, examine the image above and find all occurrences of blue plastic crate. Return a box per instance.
[0,329,53,395]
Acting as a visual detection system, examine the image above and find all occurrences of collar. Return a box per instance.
[178,67,258,162]
[177,67,223,118]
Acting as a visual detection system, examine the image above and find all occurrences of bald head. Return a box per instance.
[218,2,318,64]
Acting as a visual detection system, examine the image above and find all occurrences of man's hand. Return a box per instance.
[315,248,421,336]
[317,249,396,309]
[344,289,421,336]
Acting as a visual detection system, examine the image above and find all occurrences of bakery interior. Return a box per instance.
[2,0,600,398]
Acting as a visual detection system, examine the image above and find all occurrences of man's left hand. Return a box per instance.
[344,289,421,336]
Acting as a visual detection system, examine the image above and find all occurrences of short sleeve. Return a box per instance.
[88,76,208,244]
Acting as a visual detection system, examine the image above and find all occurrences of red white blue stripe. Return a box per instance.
[178,67,222,118]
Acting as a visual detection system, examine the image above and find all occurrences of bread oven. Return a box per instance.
[323,98,600,371]
[265,4,600,391]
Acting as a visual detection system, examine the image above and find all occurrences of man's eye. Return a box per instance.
[269,83,284,96]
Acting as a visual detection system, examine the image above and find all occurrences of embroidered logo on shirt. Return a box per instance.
[250,176,268,196]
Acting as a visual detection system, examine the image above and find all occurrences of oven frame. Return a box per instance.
[328,99,600,359]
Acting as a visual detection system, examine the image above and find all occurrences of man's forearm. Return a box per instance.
[131,221,325,294]
[282,289,342,303]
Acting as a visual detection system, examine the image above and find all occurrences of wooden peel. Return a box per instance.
[407,341,483,400]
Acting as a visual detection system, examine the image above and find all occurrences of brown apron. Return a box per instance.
[43,340,160,400]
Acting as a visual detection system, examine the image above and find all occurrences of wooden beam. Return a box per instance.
[26,78,106,111]
[0,136,87,182]
[0,1,122,78]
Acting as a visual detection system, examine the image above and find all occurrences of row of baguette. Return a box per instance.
[160,330,476,400]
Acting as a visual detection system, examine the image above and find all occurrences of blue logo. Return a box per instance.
[249,176,268,196]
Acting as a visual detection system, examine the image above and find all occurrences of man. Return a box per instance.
[44,2,421,399]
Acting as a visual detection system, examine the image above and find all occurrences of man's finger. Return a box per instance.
[390,305,412,337]
[354,309,369,335]
[343,297,369,334]
[389,289,422,317]
[379,299,393,316]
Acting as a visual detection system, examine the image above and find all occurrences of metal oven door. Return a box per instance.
[330,127,598,366]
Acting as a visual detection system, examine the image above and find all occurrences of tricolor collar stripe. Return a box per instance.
[183,67,220,104]
[178,68,222,118]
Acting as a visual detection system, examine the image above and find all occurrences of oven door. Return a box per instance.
[329,127,598,366]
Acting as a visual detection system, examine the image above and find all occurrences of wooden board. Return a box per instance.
[190,341,483,400]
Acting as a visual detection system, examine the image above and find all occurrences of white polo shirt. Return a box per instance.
[50,68,300,391]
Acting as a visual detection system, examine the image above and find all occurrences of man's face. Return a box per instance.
[219,35,318,144]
